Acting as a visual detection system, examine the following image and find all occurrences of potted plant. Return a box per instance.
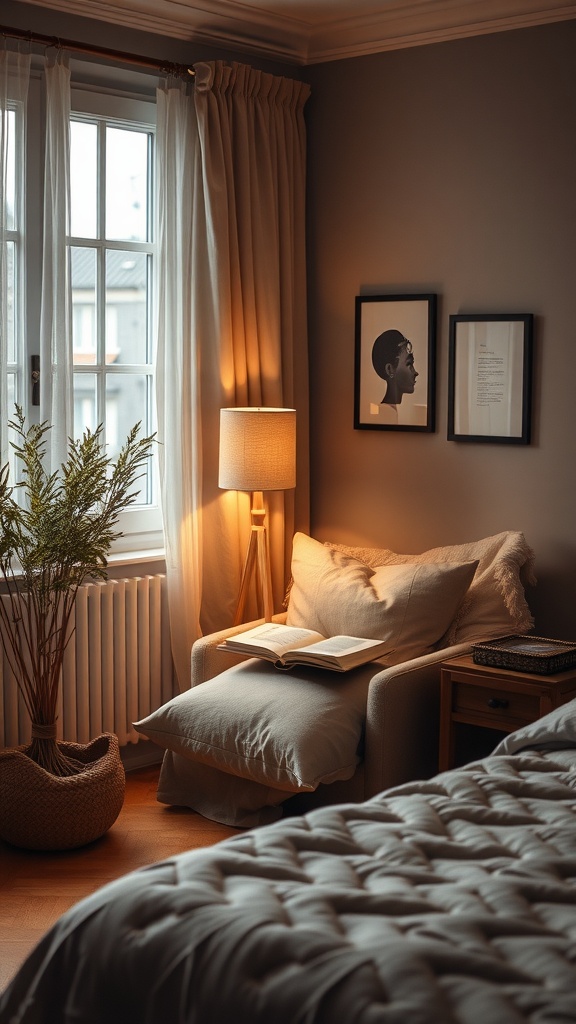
[0,407,155,849]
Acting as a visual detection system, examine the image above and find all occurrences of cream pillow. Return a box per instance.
[286,533,478,664]
[134,657,374,794]
[327,531,535,645]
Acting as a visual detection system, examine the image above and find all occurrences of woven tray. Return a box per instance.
[472,634,576,675]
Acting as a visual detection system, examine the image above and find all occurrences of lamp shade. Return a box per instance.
[218,407,296,491]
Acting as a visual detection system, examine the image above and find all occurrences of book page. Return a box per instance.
[294,635,382,657]
[229,622,324,654]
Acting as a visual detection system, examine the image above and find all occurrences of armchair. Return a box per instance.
[190,614,473,810]
[135,531,535,826]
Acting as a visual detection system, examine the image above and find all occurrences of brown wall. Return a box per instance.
[304,22,576,639]
[5,2,576,638]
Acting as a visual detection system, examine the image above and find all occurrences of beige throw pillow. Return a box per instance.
[327,530,535,645]
[286,532,478,664]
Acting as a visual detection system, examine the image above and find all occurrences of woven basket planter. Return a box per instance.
[0,732,125,850]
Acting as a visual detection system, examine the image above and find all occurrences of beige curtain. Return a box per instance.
[156,62,310,689]
[193,60,311,633]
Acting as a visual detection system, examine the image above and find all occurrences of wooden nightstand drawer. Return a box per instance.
[452,681,540,723]
[439,654,576,772]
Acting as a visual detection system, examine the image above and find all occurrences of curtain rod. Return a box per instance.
[0,24,195,77]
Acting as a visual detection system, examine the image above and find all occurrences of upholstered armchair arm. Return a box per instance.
[363,642,473,795]
[191,613,288,686]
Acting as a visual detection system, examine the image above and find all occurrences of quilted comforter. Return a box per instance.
[2,702,576,1024]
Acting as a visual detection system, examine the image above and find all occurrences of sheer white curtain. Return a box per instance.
[39,54,73,470]
[0,42,30,467]
[156,62,310,690]
[155,78,204,690]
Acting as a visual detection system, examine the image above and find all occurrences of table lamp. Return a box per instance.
[219,407,296,625]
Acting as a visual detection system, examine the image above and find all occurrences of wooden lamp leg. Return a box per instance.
[234,491,274,625]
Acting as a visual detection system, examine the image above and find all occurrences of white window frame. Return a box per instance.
[70,89,161,552]
[9,64,164,555]
[4,96,27,485]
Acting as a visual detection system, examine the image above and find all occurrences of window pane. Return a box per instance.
[105,250,148,363]
[7,375,16,483]
[6,241,16,363]
[70,121,97,238]
[73,373,98,439]
[106,373,151,503]
[71,247,97,364]
[106,126,148,242]
[4,109,16,232]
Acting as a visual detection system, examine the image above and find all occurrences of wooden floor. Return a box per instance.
[0,765,240,994]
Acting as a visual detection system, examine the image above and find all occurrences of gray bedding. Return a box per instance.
[2,704,576,1024]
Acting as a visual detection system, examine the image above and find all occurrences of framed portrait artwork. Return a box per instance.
[448,313,533,444]
[354,293,436,432]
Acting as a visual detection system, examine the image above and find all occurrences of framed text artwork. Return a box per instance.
[448,313,533,444]
[354,293,437,432]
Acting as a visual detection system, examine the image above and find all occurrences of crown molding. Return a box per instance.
[13,0,309,62]
[13,0,576,65]
[306,1,576,62]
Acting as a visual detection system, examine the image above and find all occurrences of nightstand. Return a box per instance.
[439,653,576,771]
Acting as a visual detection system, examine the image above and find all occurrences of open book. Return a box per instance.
[217,621,389,672]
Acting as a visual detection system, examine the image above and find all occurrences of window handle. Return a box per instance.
[31,355,40,406]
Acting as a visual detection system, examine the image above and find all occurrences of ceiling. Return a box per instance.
[16,0,576,64]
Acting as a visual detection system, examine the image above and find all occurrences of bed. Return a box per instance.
[2,700,576,1024]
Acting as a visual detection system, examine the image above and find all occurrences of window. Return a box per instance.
[70,116,156,517]
[5,103,24,485]
[5,65,162,552]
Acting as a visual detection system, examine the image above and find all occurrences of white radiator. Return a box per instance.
[0,575,176,749]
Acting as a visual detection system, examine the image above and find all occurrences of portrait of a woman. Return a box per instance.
[354,293,435,431]
[371,329,418,422]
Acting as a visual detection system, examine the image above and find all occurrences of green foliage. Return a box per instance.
[0,408,155,774]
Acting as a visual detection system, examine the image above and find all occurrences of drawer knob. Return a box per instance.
[487,697,509,709]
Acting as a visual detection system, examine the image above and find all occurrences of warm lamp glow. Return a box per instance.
[218,407,296,492]
[218,407,296,624]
